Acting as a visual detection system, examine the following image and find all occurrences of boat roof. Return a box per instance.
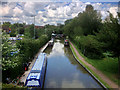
[27,53,46,80]
[27,79,40,87]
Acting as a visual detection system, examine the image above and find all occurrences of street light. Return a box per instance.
[30,15,36,39]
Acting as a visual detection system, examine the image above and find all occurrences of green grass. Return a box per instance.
[86,57,118,84]
[0,83,2,90]
[2,83,26,88]
[70,42,119,88]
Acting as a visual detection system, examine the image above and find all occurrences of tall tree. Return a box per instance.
[96,13,120,58]
[78,5,102,35]
[64,4,102,37]
[24,24,34,38]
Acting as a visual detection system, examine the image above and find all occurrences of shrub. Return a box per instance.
[2,34,49,83]
[74,35,104,59]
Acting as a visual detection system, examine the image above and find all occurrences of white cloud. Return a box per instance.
[109,7,118,18]
[13,7,23,17]
[85,2,91,5]
[24,2,36,16]
[11,17,19,21]
[101,11,109,19]
[92,3,102,10]
[1,1,119,25]
[0,5,10,16]
[47,9,56,17]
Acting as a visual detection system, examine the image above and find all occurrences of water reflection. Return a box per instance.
[44,39,102,88]
[64,47,87,74]
[44,46,53,55]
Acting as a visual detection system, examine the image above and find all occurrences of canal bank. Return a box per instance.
[69,41,119,89]
[44,39,103,88]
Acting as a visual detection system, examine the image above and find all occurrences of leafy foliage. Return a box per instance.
[74,35,104,59]
[63,4,120,59]
[24,24,34,38]
[64,5,103,58]
[2,32,20,81]
[96,13,120,57]
[2,32,19,71]
[2,24,52,82]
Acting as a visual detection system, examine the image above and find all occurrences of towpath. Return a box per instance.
[70,41,119,89]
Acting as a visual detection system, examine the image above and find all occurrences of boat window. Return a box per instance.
[27,80,39,86]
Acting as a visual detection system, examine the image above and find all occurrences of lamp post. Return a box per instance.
[33,16,35,39]
[31,15,36,39]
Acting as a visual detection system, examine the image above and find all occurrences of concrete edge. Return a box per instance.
[69,41,107,89]
[40,42,49,53]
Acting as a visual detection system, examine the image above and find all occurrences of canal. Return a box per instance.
[44,39,103,88]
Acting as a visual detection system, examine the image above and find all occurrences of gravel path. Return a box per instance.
[70,41,119,88]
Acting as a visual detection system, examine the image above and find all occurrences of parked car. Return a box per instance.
[8,37,17,41]
[64,39,69,46]
[17,37,22,40]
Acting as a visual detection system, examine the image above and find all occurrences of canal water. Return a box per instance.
[44,39,102,88]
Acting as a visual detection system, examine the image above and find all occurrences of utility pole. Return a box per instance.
[34,16,35,39]
[30,15,36,39]
[18,23,19,36]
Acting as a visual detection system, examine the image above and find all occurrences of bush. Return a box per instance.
[16,35,49,63]
[2,34,49,83]
[74,35,104,59]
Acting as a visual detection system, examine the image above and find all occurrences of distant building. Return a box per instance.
[3,28,11,34]
[35,26,44,29]
[24,25,44,29]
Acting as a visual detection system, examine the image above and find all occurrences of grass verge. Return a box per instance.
[70,42,118,88]
[2,83,27,88]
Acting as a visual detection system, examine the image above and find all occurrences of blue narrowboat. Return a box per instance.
[25,53,47,88]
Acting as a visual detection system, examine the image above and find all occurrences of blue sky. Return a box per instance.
[0,1,119,25]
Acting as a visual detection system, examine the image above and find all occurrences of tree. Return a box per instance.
[77,5,102,35]
[63,4,102,38]
[19,27,24,34]
[85,4,94,12]
[2,32,20,81]
[64,19,73,25]
[74,35,103,58]
[2,22,11,30]
[24,24,34,38]
[96,13,120,58]
[9,24,17,37]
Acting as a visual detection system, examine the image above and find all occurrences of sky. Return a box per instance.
[0,0,119,26]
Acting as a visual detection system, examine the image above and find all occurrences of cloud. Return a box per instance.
[1,1,119,25]
[101,10,109,19]
[85,2,91,5]
[24,2,37,16]
[11,17,19,21]
[109,7,118,18]
[0,5,12,16]
[1,6,10,16]
[13,7,23,17]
